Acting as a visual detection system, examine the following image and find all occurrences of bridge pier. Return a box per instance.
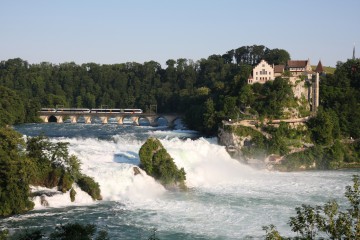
[39,116,48,123]
[70,116,78,123]
[116,117,123,125]
[146,116,157,126]
[164,115,178,127]
[132,117,139,125]
[85,116,92,124]
[160,115,178,127]
[56,116,63,123]
[100,117,108,124]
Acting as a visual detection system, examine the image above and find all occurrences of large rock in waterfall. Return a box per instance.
[139,138,186,190]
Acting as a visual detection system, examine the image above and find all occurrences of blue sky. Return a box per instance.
[1,0,359,67]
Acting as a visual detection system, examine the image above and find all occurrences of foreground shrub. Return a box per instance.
[263,175,360,239]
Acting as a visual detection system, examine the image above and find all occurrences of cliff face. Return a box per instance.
[218,126,253,161]
[217,125,272,169]
[218,123,360,172]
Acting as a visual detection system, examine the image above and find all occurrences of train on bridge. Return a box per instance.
[40,108,143,114]
[38,107,180,126]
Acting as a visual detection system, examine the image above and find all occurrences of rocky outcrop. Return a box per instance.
[218,125,268,169]
[218,126,252,160]
[133,167,141,175]
[139,137,186,190]
[40,195,49,207]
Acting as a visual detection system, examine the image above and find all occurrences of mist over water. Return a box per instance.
[4,123,359,239]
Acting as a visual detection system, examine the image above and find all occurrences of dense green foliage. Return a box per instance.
[230,122,308,160]
[250,78,297,119]
[139,138,186,188]
[1,222,159,240]
[319,59,360,139]
[0,86,25,126]
[0,128,34,216]
[277,141,360,171]
[2,223,109,240]
[0,128,101,217]
[0,45,290,134]
[49,223,108,240]
[263,175,360,239]
[26,136,76,192]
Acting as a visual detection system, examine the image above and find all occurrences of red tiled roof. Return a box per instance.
[274,65,285,73]
[315,60,324,73]
[287,60,308,68]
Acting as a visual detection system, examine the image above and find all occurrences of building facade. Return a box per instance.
[247,59,275,84]
[247,59,320,113]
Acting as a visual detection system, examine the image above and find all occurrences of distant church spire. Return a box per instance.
[353,43,356,60]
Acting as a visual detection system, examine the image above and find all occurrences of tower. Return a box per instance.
[312,73,320,113]
[353,43,356,60]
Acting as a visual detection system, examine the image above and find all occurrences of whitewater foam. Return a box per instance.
[9,124,360,239]
[31,184,94,209]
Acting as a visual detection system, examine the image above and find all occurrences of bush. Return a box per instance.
[263,175,360,239]
[2,222,109,240]
[70,188,76,202]
[280,141,360,171]
[59,171,74,193]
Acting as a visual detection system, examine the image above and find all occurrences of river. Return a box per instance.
[1,122,359,239]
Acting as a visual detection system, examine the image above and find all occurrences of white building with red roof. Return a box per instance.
[247,59,275,84]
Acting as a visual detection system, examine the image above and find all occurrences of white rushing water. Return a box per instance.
[4,124,359,239]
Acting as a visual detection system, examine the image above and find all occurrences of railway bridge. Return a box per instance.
[38,112,181,127]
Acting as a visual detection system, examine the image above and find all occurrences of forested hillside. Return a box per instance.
[0,45,359,141]
[0,45,290,134]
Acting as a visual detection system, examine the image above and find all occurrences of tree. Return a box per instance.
[11,223,109,240]
[0,86,25,126]
[0,128,34,217]
[202,98,217,135]
[25,135,101,199]
[307,108,339,145]
[238,84,255,109]
[50,223,97,240]
[264,48,291,65]
[263,175,360,239]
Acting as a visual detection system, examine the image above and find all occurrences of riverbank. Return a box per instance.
[218,123,360,172]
